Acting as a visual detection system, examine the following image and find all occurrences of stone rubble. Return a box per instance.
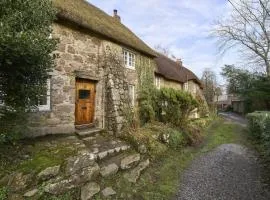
[101,187,117,197]
[124,159,150,183]
[23,188,39,197]
[81,182,100,200]
[120,153,140,170]
[100,163,119,177]
[37,165,60,181]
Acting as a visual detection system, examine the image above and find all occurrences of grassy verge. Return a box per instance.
[98,118,248,200]
[201,118,248,153]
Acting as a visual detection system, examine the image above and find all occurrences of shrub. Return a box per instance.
[246,111,270,139]
[154,88,199,126]
[0,109,28,144]
[0,187,8,200]
[247,111,270,159]
[167,129,187,150]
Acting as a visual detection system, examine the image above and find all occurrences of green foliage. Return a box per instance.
[0,0,57,109]
[40,190,77,200]
[222,65,270,112]
[0,110,27,144]
[155,88,199,126]
[196,94,209,117]
[0,0,57,141]
[247,111,270,159]
[167,129,186,150]
[0,187,8,200]
[136,57,156,125]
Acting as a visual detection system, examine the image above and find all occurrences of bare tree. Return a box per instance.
[214,0,270,76]
[201,68,218,105]
[154,44,176,59]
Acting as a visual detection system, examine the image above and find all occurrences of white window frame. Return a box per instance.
[155,76,161,89]
[123,49,136,69]
[38,79,51,111]
[128,84,135,107]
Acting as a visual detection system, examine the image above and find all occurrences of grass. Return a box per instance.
[0,187,8,200]
[0,136,78,180]
[201,118,248,153]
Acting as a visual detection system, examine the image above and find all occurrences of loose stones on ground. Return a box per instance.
[37,165,60,181]
[101,187,116,197]
[100,163,119,177]
[120,153,140,170]
[81,182,100,200]
[124,159,150,183]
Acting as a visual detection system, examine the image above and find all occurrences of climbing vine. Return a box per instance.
[136,55,157,125]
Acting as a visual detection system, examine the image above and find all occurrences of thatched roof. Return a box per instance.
[53,0,156,57]
[155,54,203,88]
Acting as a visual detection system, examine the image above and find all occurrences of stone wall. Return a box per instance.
[27,22,154,137]
[157,75,183,90]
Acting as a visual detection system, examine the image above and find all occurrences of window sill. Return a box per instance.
[125,66,136,70]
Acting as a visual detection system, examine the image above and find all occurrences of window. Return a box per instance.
[184,82,188,91]
[79,90,90,99]
[128,85,135,106]
[38,79,51,111]
[155,76,161,89]
[123,50,136,69]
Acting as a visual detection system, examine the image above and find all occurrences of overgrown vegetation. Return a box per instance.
[222,65,270,113]
[0,187,8,200]
[154,88,199,126]
[0,0,57,143]
[98,118,247,200]
[247,111,270,158]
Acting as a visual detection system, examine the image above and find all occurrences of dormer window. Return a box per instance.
[123,50,135,69]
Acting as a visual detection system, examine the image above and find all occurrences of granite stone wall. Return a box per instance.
[27,22,153,137]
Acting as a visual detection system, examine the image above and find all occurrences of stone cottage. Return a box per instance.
[28,0,156,137]
[154,54,206,118]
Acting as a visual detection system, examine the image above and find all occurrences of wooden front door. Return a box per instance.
[75,78,96,125]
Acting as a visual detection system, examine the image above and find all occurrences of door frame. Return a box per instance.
[75,78,97,126]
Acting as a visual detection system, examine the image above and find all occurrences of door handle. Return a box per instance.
[81,106,87,109]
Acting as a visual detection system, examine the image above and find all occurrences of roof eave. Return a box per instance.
[55,12,157,58]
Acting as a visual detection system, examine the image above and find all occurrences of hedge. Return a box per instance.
[247,111,270,157]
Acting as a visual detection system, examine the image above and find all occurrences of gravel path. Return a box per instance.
[176,144,270,200]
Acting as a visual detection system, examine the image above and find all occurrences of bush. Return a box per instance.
[167,129,187,150]
[0,187,8,200]
[247,111,270,159]
[0,110,28,144]
[246,111,270,139]
[154,88,199,126]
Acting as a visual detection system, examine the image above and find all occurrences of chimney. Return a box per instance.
[176,58,182,66]
[113,9,121,22]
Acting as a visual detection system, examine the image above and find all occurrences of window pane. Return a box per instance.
[39,95,48,105]
[79,90,91,99]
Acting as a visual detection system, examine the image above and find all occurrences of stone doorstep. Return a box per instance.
[75,128,102,137]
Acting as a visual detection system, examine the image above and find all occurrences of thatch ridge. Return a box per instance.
[155,54,203,88]
[53,0,156,57]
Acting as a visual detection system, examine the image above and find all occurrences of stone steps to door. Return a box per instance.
[78,133,131,161]
[75,127,102,137]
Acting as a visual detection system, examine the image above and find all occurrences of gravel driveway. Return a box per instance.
[175,143,270,200]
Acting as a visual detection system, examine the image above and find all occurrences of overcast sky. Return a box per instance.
[88,0,240,83]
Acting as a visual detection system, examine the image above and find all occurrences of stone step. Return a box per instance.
[75,128,102,137]
[98,151,140,171]
[81,136,131,161]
